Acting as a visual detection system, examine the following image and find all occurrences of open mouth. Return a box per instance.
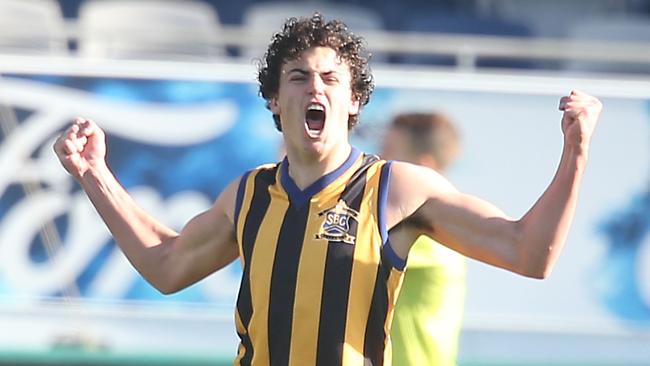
[305,103,326,137]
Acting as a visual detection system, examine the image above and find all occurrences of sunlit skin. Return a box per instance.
[269,46,360,190]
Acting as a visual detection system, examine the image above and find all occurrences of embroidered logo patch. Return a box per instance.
[316,201,359,245]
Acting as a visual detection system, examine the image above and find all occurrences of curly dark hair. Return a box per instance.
[257,13,374,131]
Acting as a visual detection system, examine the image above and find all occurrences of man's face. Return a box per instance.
[269,47,359,157]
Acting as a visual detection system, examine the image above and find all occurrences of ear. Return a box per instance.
[269,96,280,115]
[349,99,360,116]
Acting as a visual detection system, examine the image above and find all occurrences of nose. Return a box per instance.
[308,74,325,95]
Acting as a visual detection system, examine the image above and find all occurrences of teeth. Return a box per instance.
[307,103,324,111]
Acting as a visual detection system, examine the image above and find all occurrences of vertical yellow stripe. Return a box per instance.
[234,169,260,366]
[236,170,259,268]
[342,162,384,365]
[235,307,245,333]
[234,309,246,365]
[385,268,405,330]
[382,268,405,366]
[247,184,289,366]
[288,193,341,366]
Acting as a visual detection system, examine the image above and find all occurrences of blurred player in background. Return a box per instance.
[382,112,465,366]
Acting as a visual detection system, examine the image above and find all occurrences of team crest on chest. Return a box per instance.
[315,200,359,245]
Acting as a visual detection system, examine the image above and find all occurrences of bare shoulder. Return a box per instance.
[386,161,458,228]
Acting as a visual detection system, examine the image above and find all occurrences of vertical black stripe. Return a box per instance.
[236,168,277,365]
[267,203,309,366]
[363,250,393,366]
[348,155,379,184]
[316,156,375,366]
[239,335,254,366]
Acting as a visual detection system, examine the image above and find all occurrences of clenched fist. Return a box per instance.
[558,90,602,154]
[53,117,106,180]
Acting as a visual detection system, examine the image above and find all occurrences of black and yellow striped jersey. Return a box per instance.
[233,147,406,366]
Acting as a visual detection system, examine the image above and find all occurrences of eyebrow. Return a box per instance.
[286,68,309,75]
[286,68,340,76]
[321,70,339,77]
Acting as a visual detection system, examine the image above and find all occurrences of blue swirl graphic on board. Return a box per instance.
[0,76,280,306]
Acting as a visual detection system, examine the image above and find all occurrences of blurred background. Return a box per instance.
[0,0,649,365]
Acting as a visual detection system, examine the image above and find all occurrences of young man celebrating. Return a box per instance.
[54,13,602,366]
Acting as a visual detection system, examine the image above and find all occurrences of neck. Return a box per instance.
[285,143,353,190]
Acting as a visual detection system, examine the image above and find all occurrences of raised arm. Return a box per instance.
[386,90,602,279]
[53,118,240,293]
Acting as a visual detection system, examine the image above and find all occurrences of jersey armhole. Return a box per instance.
[378,160,406,271]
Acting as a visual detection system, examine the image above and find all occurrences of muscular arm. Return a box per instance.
[82,167,240,293]
[54,118,239,294]
[387,90,601,279]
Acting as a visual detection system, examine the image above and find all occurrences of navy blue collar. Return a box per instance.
[280,147,361,208]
